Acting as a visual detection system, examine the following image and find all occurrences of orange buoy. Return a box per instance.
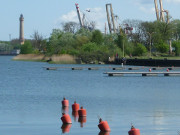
[78,106,87,117]
[62,97,69,107]
[149,68,151,72]
[72,101,80,112]
[128,126,140,135]
[98,118,111,132]
[61,113,72,124]
[61,124,72,133]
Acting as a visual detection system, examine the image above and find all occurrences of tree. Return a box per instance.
[133,43,147,56]
[154,40,169,53]
[91,30,103,45]
[62,22,79,33]
[31,31,46,52]
[20,41,33,54]
[172,41,180,56]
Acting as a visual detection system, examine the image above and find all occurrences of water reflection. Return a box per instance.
[61,124,72,133]
[61,106,69,114]
[72,111,79,122]
[98,131,110,135]
[78,116,86,127]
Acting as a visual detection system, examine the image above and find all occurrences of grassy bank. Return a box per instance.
[13,54,78,64]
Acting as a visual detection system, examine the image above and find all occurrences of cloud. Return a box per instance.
[55,7,107,31]
[60,10,79,23]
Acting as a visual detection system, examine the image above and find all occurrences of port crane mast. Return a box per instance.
[154,0,169,23]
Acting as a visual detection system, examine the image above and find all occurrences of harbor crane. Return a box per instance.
[106,4,117,34]
[75,3,95,30]
[154,0,169,23]
[75,3,84,28]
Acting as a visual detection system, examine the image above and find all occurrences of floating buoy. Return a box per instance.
[128,126,140,135]
[72,101,80,112]
[149,68,151,72]
[61,124,72,133]
[98,118,111,132]
[62,97,69,107]
[61,113,72,124]
[78,106,87,117]
[78,116,87,127]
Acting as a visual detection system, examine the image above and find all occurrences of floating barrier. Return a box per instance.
[72,67,83,70]
[128,126,140,135]
[78,106,87,117]
[112,67,124,70]
[88,67,99,70]
[46,67,57,70]
[72,101,80,112]
[128,67,140,70]
[98,118,111,132]
[104,72,180,77]
[62,97,69,107]
[61,124,72,133]
[61,113,72,124]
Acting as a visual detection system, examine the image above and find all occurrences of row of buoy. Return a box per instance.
[61,98,140,135]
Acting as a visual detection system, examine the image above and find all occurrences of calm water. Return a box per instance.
[0,56,180,135]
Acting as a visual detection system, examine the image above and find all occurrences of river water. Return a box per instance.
[0,56,180,135]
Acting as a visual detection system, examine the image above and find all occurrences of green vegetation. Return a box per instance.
[3,19,180,63]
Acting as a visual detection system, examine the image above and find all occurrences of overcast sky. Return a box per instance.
[1,0,180,41]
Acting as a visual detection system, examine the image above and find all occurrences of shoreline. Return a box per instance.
[12,54,79,64]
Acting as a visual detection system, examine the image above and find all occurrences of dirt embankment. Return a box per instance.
[13,54,79,64]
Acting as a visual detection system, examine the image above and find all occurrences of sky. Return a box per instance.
[1,0,180,41]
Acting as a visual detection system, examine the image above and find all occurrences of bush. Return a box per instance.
[133,43,147,56]
[20,41,33,54]
[155,42,169,53]
[172,41,180,56]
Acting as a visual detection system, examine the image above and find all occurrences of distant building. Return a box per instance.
[19,14,24,45]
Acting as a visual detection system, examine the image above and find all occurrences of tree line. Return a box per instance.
[5,19,180,63]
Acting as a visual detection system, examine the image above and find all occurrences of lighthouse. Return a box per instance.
[19,14,24,45]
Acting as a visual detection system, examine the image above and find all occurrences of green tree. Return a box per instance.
[133,43,147,56]
[172,41,180,56]
[155,41,169,53]
[20,41,33,54]
[91,30,103,45]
